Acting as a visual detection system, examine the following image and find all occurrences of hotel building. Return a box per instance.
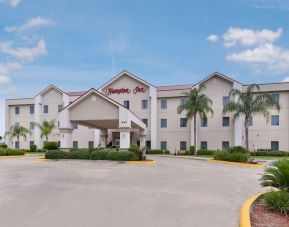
[4,71,288,152]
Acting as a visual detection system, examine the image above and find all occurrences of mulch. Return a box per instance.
[251,198,289,227]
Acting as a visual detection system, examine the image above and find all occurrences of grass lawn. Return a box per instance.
[196,155,289,161]
[25,152,46,155]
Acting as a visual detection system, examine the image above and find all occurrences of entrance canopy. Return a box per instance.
[59,89,146,149]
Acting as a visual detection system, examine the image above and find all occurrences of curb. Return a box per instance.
[208,159,264,168]
[126,160,156,164]
[0,154,27,159]
[240,192,266,227]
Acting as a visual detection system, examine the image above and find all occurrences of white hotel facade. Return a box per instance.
[4,71,289,152]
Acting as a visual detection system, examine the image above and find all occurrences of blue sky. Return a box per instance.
[1,0,289,133]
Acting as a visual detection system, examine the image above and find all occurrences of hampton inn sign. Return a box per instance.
[105,86,147,95]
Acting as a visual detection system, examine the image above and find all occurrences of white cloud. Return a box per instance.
[0,39,47,61]
[227,43,289,73]
[5,17,54,33]
[0,74,10,84]
[9,0,21,7]
[223,27,282,47]
[282,76,289,82]
[206,34,218,42]
[0,0,21,7]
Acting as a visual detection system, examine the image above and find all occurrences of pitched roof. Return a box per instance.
[157,84,193,91]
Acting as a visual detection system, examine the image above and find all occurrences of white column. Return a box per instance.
[233,82,242,146]
[149,87,157,149]
[120,129,130,149]
[60,128,73,150]
[34,95,42,149]
[139,129,147,148]
[100,130,108,148]
[94,129,100,148]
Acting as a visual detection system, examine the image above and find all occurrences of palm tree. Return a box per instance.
[6,124,31,148]
[34,119,56,142]
[223,84,280,150]
[177,84,213,155]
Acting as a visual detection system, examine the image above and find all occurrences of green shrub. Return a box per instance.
[45,150,68,159]
[213,150,228,160]
[197,149,216,155]
[227,146,247,153]
[164,150,171,154]
[37,149,46,153]
[189,146,195,155]
[6,149,25,156]
[106,150,136,161]
[43,141,59,150]
[0,149,7,156]
[260,159,289,191]
[213,150,249,162]
[0,144,7,148]
[68,149,90,159]
[90,150,109,160]
[30,144,37,152]
[147,149,163,154]
[251,151,289,157]
[263,190,289,215]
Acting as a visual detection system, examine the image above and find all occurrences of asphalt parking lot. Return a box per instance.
[0,155,262,227]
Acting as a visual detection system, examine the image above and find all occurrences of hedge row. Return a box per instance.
[250,151,289,157]
[45,149,137,161]
[146,149,170,155]
[213,150,249,162]
[0,148,25,156]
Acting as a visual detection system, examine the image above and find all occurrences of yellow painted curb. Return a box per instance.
[0,155,27,159]
[208,159,264,168]
[126,160,156,164]
[240,192,265,227]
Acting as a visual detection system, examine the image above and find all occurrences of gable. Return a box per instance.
[69,93,119,121]
[41,88,63,103]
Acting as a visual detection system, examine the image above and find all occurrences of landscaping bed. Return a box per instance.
[0,148,25,156]
[251,196,289,227]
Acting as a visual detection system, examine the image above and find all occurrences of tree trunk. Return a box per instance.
[244,118,249,150]
[17,135,19,149]
[194,115,197,156]
[46,135,48,142]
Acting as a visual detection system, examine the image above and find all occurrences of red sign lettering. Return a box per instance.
[105,86,146,95]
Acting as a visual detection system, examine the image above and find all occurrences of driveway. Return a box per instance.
[0,155,262,227]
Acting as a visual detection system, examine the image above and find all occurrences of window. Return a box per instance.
[200,141,207,150]
[160,119,167,128]
[141,100,148,109]
[160,141,167,150]
[58,121,60,128]
[248,116,253,126]
[72,122,78,129]
[271,141,279,151]
[15,122,19,128]
[88,141,94,149]
[30,122,34,130]
[15,106,20,115]
[201,117,208,127]
[142,119,148,127]
[15,141,19,149]
[180,118,187,128]
[58,104,63,112]
[180,141,187,150]
[43,105,48,114]
[30,105,34,114]
[73,141,78,149]
[30,141,34,146]
[222,117,230,127]
[180,98,187,105]
[272,93,279,103]
[146,141,151,149]
[271,115,279,126]
[222,141,230,149]
[161,99,167,110]
[223,96,230,106]
[124,100,130,109]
